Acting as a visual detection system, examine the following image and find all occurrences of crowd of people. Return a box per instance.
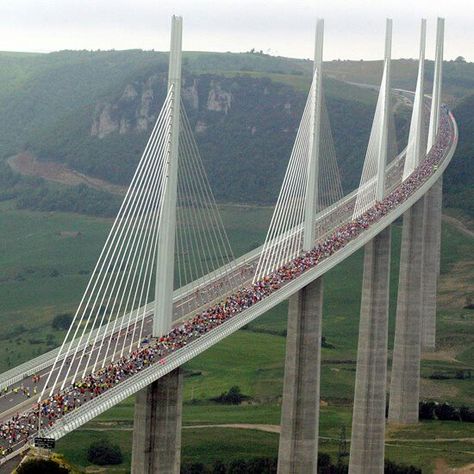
[0,111,455,459]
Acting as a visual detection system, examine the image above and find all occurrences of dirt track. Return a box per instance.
[7,153,126,195]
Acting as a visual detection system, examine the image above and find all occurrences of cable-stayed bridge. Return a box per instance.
[0,16,458,474]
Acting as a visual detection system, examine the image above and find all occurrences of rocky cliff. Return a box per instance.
[91,75,236,139]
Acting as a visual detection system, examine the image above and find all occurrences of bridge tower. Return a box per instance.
[388,20,426,423]
[277,18,324,474]
[421,17,445,351]
[348,19,393,474]
[131,15,184,474]
[388,18,437,425]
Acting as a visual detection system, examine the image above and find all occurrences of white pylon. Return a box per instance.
[154,16,183,337]
[403,19,426,180]
[375,18,392,201]
[427,17,444,151]
[303,18,324,252]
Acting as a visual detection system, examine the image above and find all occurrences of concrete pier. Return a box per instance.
[348,227,391,474]
[421,177,443,350]
[277,278,323,474]
[389,198,425,424]
[131,368,183,474]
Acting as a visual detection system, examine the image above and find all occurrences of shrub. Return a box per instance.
[385,460,421,473]
[87,439,123,465]
[181,463,208,473]
[460,406,474,422]
[212,460,227,474]
[210,386,248,405]
[419,401,436,420]
[17,458,69,473]
[434,402,460,421]
[52,313,73,331]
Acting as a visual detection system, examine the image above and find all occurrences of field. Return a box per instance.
[0,201,473,472]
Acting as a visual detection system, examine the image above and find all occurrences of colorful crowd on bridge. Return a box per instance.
[0,110,454,458]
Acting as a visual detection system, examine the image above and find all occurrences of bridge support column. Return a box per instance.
[388,199,425,424]
[421,177,442,350]
[277,278,323,474]
[349,226,391,474]
[131,368,183,474]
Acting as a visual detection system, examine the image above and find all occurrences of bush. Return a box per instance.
[87,439,123,465]
[181,463,208,473]
[460,406,474,422]
[210,386,249,405]
[52,313,73,331]
[429,371,451,380]
[212,460,227,474]
[434,402,460,421]
[385,460,421,473]
[419,401,436,420]
[17,458,69,473]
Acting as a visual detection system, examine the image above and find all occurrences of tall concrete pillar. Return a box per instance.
[421,17,445,350]
[131,368,183,474]
[421,177,443,350]
[278,278,323,474]
[349,226,391,474]
[388,198,425,424]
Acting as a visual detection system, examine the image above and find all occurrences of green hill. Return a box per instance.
[445,94,474,217]
[0,50,472,216]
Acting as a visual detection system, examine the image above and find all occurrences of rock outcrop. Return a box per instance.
[91,76,235,139]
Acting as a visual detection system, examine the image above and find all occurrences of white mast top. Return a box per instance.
[427,17,445,152]
[303,18,324,252]
[374,18,392,201]
[154,15,183,337]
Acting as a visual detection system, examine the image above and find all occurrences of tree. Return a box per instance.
[211,385,247,405]
[459,405,474,422]
[455,56,466,63]
[419,401,436,420]
[16,459,69,473]
[212,460,227,474]
[52,313,73,331]
[87,439,123,465]
[434,402,460,421]
[181,463,208,473]
[385,460,421,473]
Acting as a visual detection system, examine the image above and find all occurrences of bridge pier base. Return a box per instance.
[131,368,183,474]
[389,199,425,424]
[349,226,391,474]
[277,278,323,474]
[421,177,442,351]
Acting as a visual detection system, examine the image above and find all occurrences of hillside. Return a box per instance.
[0,50,472,215]
[445,94,474,217]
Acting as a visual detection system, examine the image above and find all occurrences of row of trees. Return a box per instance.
[419,401,474,422]
[181,456,421,474]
